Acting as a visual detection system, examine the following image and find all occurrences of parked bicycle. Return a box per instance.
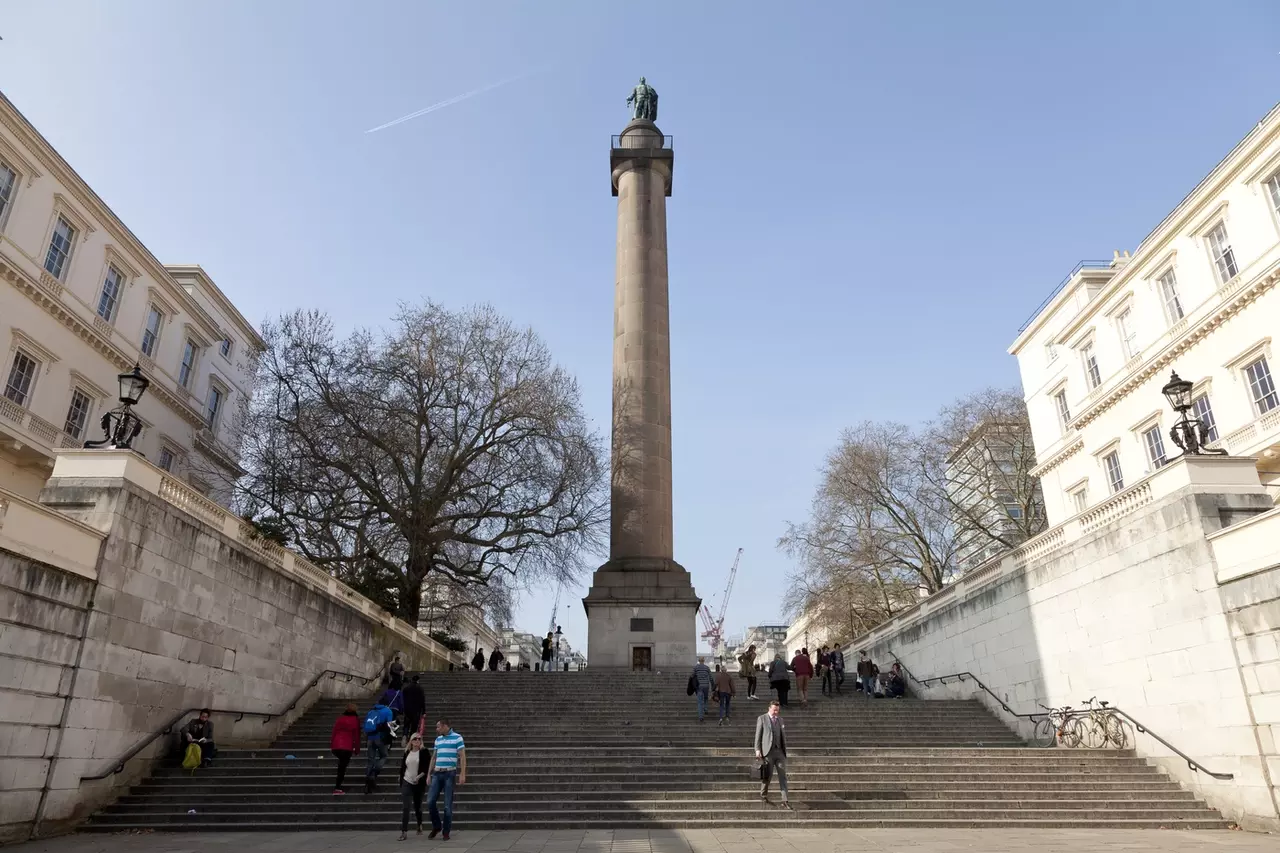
[1077,696,1129,749]
[1033,703,1082,748]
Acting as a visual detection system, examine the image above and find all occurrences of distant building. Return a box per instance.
[496,628,539,670]
[945,419,1044,571]
[784,610,841,656]
[417,576,500,663]
[729,624,789,670]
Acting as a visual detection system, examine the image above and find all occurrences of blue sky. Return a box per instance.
[3,1,1279,651]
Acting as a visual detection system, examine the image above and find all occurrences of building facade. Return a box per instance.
[0,92,260,505]
[1012,102,1280,525]
[945,419,1044,570]
[729,624,790,670]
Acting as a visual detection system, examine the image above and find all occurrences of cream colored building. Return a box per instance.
[1012,102,1280,525]
[0,91,260,504]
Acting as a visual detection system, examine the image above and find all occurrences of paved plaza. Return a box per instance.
[7,830,1277,853]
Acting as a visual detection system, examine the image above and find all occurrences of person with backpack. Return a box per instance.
[330,703,361,794]
[767,654,791,707]
[831,646,846,693]
[690,656,713,722]
[363,697,395,793]
[183,709,216,768]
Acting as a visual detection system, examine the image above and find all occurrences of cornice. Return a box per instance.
[0,133,42,186]
[1072,266,1280,430]
[1,255,209,430]
[1029,435,1083,477]
[195,428,246,477]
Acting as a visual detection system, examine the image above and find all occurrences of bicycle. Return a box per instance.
[1033,704,1082,748]
[1077,696,1129,749]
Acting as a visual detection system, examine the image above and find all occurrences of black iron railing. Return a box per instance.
[1017,260,1113,333]
[80,665,382,782]
[886,649,1234,780]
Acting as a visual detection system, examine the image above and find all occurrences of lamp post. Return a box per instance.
[554,625,562,673]
[84,364,150,451]
[1162,371,1227,457]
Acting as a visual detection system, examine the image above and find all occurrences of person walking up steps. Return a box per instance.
[426,718,466,840]
[363,697,395,793]
[831,646,846,693]
[791,648,814,707]
[738,644,758,699]
[402,675,425,745]
[397,732,428,840]
[541,632,554,672]
[691,656,713,722]
[329,703,361,794]
[767,653,791,707]
[754,700,791,809]
[713,663,735,725]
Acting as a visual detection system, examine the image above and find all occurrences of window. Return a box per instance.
[205,385,224,430]
[141,305,163,357]
[44,216,76,280]
[1103,451,1124,494]
[1207,222,1238,283]
[1192,395,1218,443]
[178,340,198,389]
[4,350,39,406]
[1142,426,1167,470]
[64,389,93,439]
[1116,308,1137,361]
[1045,342,1058,364]
[1071,487,1089,515]
[157,447,175,472]
[1158,270,1184,322]
[97,266,124,322]
[1081,342,1102,389]
[0,162,15,223]
[1267,173,1280,219]
[1245,356,1278,414]
[220,338,232,358]
[1054,390,1071,431]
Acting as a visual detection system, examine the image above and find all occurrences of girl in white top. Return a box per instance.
[398,733,427,839]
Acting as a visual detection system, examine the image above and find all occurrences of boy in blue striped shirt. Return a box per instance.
[426,718,466,839]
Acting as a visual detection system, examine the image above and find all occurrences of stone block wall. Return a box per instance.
[0,452,454,841]
[852,458,1280,830]
[0,549,93,844]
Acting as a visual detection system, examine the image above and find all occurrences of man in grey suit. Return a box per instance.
[753,700,790,808]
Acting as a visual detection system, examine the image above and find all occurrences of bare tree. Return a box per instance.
[235,302,608,623]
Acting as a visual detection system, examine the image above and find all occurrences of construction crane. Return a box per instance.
[699,548,742,662]
[548,584,562,635]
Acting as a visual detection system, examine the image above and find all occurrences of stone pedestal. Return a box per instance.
[584,118,699,669]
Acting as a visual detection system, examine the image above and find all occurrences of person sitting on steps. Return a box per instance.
[183,709,216,767]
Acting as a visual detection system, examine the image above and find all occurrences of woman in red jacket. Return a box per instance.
[330,703,361,794]
[791,648,815,707]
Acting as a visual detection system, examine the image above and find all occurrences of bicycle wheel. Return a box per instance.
[1079,716,1106,749]
[1061,717,1085,748]
[1032,717,1057,748]
[1103,714,1129,749]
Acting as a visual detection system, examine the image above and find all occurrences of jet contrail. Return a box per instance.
[365,68,540,134]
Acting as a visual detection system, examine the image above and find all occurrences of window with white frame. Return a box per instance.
[1192,395,1218,443]
[1158,270,1184,322]
[0,161,16,224]
[97,265,125,323]
[1116,308,1137,361]
[157,446,176,472]
[178,339,198,389]
[220,338,233,359]
[63,388,94,439]
[1267,173,1280,220]
[205,384,224,430]
[4,349,39,407]
[1245,356,1278,414]
[1141,425,1167,470]
[43,216,76,280]
[1207,222,1238,284]
[1081,342,1102,389]
[1045,342,1058,365]
[1103,450,1124,494]
[1054,390,1071,431]
[1070,486,1088,515]
[141,305,163,357]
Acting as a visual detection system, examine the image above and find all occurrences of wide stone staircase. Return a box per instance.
[87,671,1230,831]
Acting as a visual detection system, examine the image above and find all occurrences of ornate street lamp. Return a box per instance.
[1162,371,1226,457]
[85,364,150,451]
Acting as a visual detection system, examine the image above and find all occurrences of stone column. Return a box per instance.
[610,119,675,565]
[583,119,700,670]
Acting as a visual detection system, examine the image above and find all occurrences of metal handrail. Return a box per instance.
[886,649,1234,780]
[79,665,382,782]
[1017,259,1113,333]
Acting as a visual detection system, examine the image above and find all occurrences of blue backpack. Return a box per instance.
[363,708,380,734]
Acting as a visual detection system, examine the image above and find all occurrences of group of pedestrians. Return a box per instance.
[328,655,468,841]
[469,647,506,671]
